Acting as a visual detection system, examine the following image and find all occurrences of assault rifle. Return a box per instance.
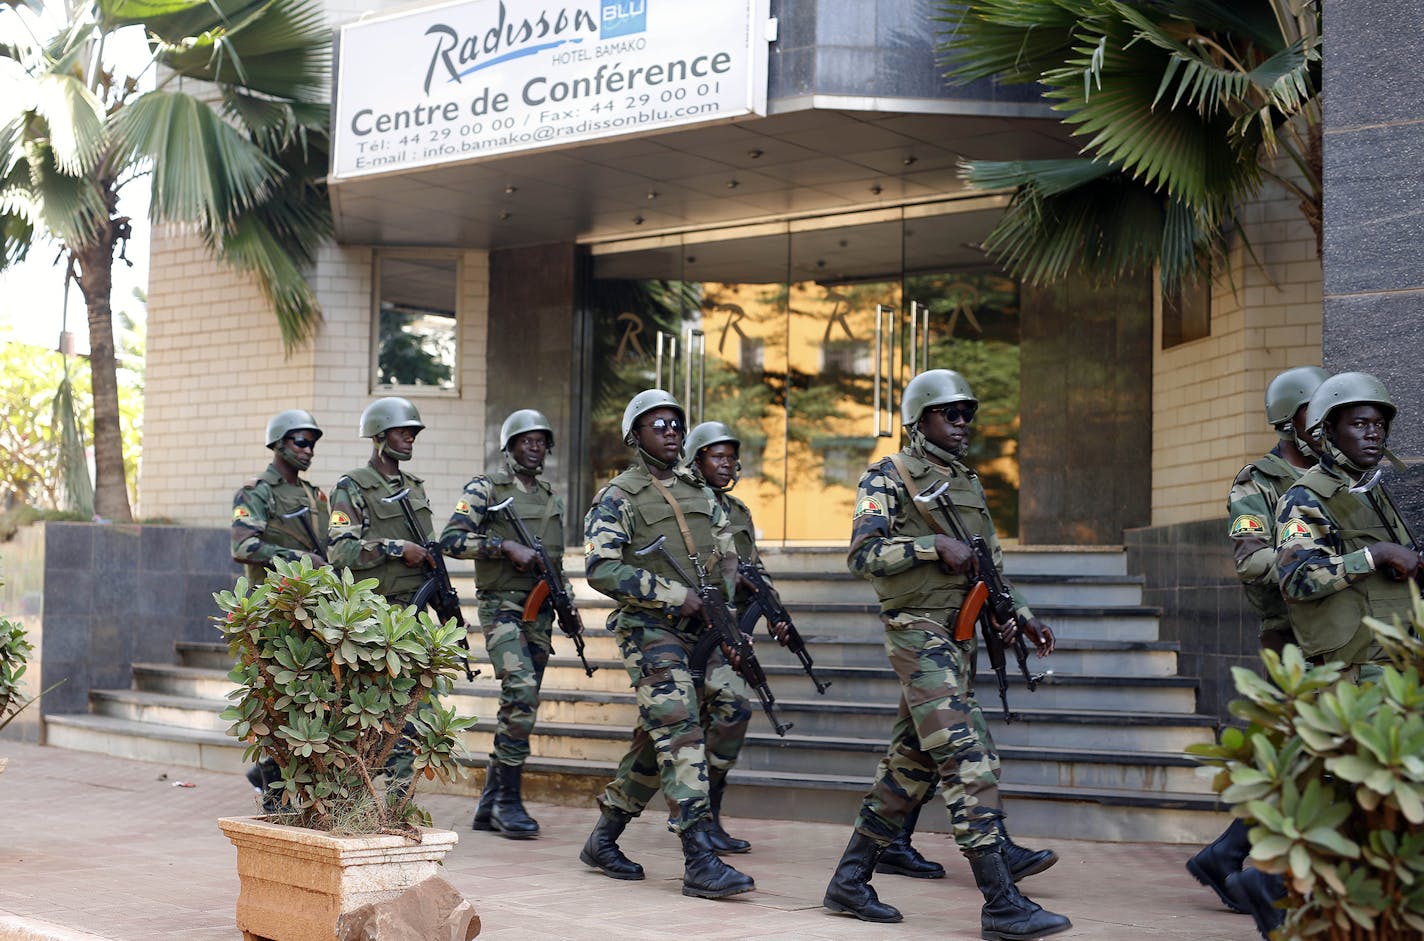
[914,480,1046,722]
[279,504,323,557]
[635,534,793,736]
[488,496,596,677]
[381,487,477,681]
[1350,466,1424,589]
[736,562,831,694]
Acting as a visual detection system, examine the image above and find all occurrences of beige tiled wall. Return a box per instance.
[1150,183,1322,526]
[140,231,490,525]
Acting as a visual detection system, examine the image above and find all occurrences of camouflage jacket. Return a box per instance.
[849,445,1030,627]
[230,464,329,584]
[439,468,564,594]
[328,461,434,601]
[719,489,773,608]
[1227,447,1304,635]
[583,460,737,621]
[1276,459,1413,661]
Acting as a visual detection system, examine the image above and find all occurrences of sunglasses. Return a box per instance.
[931,404,977,424]
[639,417,685,434]
[288,436,319,449]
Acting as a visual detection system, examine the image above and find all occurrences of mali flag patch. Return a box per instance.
[1282,519,1312,541]
[232,506,250,521]
[854,496,885,518]
[455,499,471,515]
[1229,515,1265,537]
[330,510,351,526]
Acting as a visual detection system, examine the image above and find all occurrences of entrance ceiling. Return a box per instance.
[329,107,1075,249]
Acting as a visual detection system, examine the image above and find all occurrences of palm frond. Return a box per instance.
[214,212,322,349]
[24,140,107,247]
[936,0,1097,83]
[960,156,1116,195]
[109,89,280,227]
[30,73,106,175]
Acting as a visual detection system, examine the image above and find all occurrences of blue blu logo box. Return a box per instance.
[601,0,647,38]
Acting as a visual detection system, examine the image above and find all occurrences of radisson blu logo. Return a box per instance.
[601,0,647,38]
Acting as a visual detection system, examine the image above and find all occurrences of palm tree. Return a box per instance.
[1,0,332,521]
[938,0,1320,293]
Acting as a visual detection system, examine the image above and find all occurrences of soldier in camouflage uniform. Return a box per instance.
[577,390,756,900]
[440,409,562,839]
[1276,372,1419,667]
[823,369,1069,939]
[1187,366,1328,915]
[328,398,440,788]
[232,409,330,811]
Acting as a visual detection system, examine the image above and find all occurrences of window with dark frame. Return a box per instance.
[374,255,458,390]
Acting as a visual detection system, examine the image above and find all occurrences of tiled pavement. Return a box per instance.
[0,742,1258,941]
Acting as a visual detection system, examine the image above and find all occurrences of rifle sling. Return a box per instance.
[886,453,952,538]
[645,472,706,567]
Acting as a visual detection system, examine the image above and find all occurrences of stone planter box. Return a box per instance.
[219,815,461,941]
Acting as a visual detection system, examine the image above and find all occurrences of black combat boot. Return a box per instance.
[706,772,751,855]
[1186,818,1251,913]
[471,755,499,831]
[680,819,756,899]
[875,802,946,879]
[489,763,540,839]
[969,845,1072,940]
[824,831,904,923]
[245,756,282,814]
[1225,868,1286,940]
[998,819,1058,882]
[579,807,645,880]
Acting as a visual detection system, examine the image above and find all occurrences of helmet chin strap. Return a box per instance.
[377,434,412,463]
[505,451,543,477]
[909,424,964,464]
[636,446,679,472]
[275,444,311,471]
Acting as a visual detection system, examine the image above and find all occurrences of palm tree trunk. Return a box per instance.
[74,226,133,523]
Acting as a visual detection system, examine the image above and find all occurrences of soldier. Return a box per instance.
[440,409,562,839]
[577,390,755,899]
[1186,366,1328,913]
[232,409,330,811]
[822,369,1069,939]
[328,397,439,789]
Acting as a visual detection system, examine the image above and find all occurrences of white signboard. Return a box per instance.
[332,0,770,179]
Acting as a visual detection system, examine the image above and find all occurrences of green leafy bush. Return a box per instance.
[0,613,35,731]
[1190,599,1424,939]
[214,558,475,835]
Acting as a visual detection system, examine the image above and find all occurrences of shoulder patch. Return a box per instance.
[330,510,351,526]
[454,499,472,515]
[854,496,886,518]
[583,540,596,556]
[1282,519,1311,541]
[232,506,250,521]
[1229,515,1265,537]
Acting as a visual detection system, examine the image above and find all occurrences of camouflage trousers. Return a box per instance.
[701,656,753,779]
[853,619,1002,853]
[598,612,713,833]
[477,591,553,767]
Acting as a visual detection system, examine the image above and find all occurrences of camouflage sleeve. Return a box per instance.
[582,485,688,609]
[231,480,286,567]
[438,476,504,560]
[1227,467,1276,585]
[1276,486,1375,602]
[327,478,395,571]
[846,464,937,579]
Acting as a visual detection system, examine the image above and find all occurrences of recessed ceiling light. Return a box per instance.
[504,185,518,195]
[747,149,764,159]
[726,179,740,189]
[870,184,883,196]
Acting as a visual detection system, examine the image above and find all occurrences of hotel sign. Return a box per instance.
[332,0,771,179]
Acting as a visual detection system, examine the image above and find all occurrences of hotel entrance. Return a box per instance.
[583,201,1023,545]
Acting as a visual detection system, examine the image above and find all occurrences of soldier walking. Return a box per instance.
[822,369,1068,939]
[577,390,755,899]
[1186,366,1328,913]
[440,409,563,839]
[231,409,330,810]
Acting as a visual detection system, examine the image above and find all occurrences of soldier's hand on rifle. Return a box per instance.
[678,587,704,618]
[993,614,1019,645]
[1371,542,1421,580]
[1021,616,1056,656]
[502,540,539,572]
[398,540,433,567]
[933,534,975,574]
[721,631,753,668]
[735,571,757,596]
[769,620,792,646]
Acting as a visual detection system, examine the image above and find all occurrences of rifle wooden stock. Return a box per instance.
[954,581,988,642]
[521,579,550,623]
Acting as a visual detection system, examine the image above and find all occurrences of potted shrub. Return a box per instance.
[1189,598,1424,940]
[1,601,65,758]
[214,557,477,941]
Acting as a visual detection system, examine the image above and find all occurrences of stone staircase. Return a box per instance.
[43,546,1227,843]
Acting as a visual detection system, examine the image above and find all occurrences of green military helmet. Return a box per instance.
[265,409,322,448]
[1265,366,1331,427]
[683,421,740,466]
[621,388,685,445]
[901,369,976,426]
[1305,371,1396,434]
[359,396,425,438]
[500,409,554,451]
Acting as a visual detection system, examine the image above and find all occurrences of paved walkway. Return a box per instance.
[0,742,1258,941]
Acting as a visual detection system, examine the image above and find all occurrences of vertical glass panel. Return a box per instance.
[374,255,458,389]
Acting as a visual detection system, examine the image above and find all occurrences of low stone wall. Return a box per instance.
[1124,519,1260,722]
[0,522,239,742]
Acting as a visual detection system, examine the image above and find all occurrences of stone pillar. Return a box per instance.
[1322,0,1424,528]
